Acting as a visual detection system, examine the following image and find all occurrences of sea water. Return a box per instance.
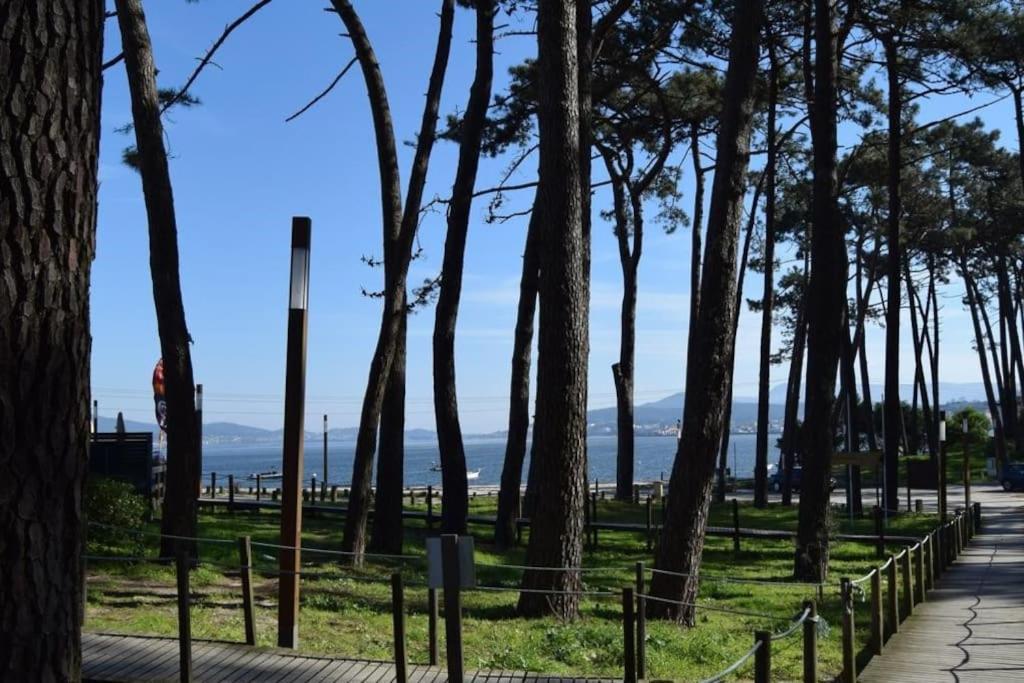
[195,433,781,488]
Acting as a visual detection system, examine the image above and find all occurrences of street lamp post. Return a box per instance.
[938,411,947,522]
[278,217,311,649]
[962,415,970,512]
[195,384,203,498]
[323,414,329,501]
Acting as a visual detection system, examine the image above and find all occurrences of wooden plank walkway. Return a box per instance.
[860,498,1024,682]
[82,633,619,682]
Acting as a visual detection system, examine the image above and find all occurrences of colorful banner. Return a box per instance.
[152,358,167,432]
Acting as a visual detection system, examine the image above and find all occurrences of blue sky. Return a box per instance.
[92,1,1014,433]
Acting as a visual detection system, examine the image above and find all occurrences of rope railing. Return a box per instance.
[635,592,785,621]
[649,566,827,588]
[772,606,812,640]
[486,562,622,574]
[475,585,620,597]
[698,640,762,683]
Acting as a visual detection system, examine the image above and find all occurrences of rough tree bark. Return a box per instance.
[794,0,846,582]
[647,0,763,624]
[0,1,103,677]
[115,0,202,559]
[754,44,779,509]
[335,0,454,561]
[494,203,541,548]
[882,33,902,512]
[780,256,809,507]
[517,0,588,619]
[370,308,405,553]
[432,0,495,535]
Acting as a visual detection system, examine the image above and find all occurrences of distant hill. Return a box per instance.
[768,381,989,405]
[587,392,787,436]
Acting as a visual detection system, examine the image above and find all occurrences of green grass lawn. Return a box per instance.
[85,497,940,681]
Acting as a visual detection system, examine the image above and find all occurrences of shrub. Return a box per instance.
[85,477,147,554]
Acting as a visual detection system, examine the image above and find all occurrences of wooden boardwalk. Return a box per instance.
[860,498,1024,682]
[82,633,619,682]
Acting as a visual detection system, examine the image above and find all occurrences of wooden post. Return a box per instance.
[732,499,741,553]
[914,544,925,604]
[645,497,654,551]
[870,568,882,654]
[622,587,636,683]
[973,501,981,532]
[635,562,646,681]
[873,506,884,558]
[591,492,598,548]
[924,535,933,591]
[176,547,193,682]
[841,578,855,683]
[633,484,640,505]
[754,630,771,683]
[427,587,438,666]
[901,549,913,617]
[584,490,592,551]
[228,474,235,512]
[322,414,329,500]
[441,534,463,681]
[211,472,216,499]
[391,573,407,683]
[236,536,257,646]
[256,474,261,501]
[914,498,923,513]
[427,485,434,531]
[802,599,817,683]
[885,555,899,637]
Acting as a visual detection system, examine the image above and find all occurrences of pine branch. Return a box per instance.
[285,57,359,122]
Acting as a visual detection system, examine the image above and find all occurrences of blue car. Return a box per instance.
[1001,462,1024,491]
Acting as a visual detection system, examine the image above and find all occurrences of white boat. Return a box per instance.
[467,469,481,481]
[248,469,283,481]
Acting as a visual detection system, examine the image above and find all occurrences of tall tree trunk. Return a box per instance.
[647,0,763,624]
[0,1,102,677]
[494,204,541,548]
[962,260,1009,472]
[905,268,935,459]
[794,0,845,582]
[996,258,1023,455]
[115,0,201,558]
[716,173,763,498]
[754,46,779,509]
[855,238,880,453]
[335,0,454,561]
[432,0,494,535]
[840,305,863,515]
[928,254,940,458]
[781,256,810,507]
[881,34,902,512]
[370,307,406,553]
[517,0,588,619]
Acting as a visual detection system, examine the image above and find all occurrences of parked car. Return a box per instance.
[769,467,837,493]
[1000,462,1024,491]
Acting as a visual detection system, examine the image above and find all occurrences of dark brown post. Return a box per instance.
[238,536,256,645]
[93,399,99,435]
[391,573,407,683]
[754,630,771,683]
[427,587,438,666]
[278,216,311,649]
[176,547,193,682]
[873,506,884,558]
[591,492,598,548]
[901,549,913,617]
[870,569,882,654]
[914,498,923,513]
[441,534,463,681]
[914,544,925,604]
[973,501,981,532]
[962,414,971,512]
[228,474,235,512]
[211,472,216,499]
[886,555,899,637]
[802,599,817,683]
[633,484,640,504]
[645,497,654,551]
[924,535,933,591]
[732,498,741,553]
[841,578,855,683]
[426,485,434,530]
[584,490,592,551]
[256,474,262,501]
[622,587,636,683]
[635,562,646,680]
[934,528,944,578]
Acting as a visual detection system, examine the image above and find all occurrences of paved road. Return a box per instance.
[859,489,1024,682]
